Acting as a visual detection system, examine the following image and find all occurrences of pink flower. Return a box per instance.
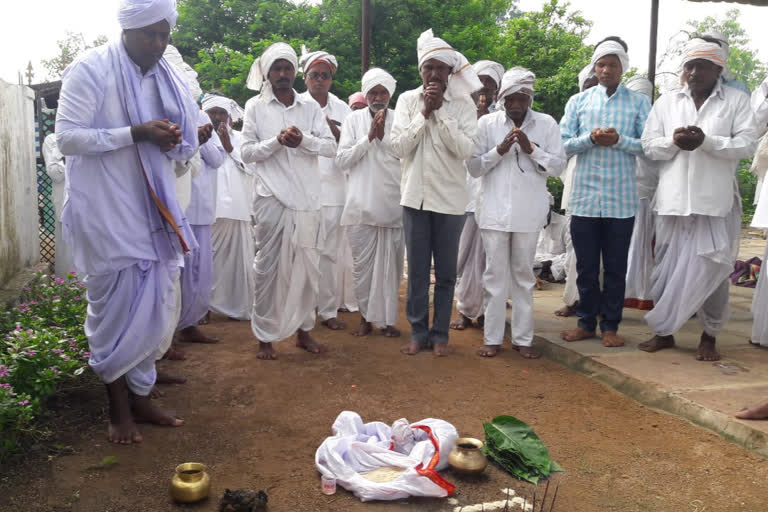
[28,301,38,305]
[74,296,82,301]
[26,350,37,356]
[52,349,64,355]
[61,355,70,360]
[55,277,65,284]
[49,366,60,373]
[0,365,8,377]
[17,400,29,406]
[0,383,11,388]
[83,352,91,358]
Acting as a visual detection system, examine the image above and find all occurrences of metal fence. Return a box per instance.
[37,107,56,264]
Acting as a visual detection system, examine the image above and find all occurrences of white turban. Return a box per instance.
[163,44,202,101]
[361,68,396,97]
[118,0,178,30]
[472,60,505,88]
[417,29,483,97]
[201,94,244,122]
[590,40,629,75]
[246,42,298,103]
[624,75,653,99]
[578,63,596,91]
[299,45,338,75]
[682,38,728,70]
[498,67,536,100]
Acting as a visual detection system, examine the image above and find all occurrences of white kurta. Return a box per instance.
[470,108,566,346]
[299,91,353,321]
[241,91,336,342]
[337,107,403,327]
[642,81,757,337]
[210,130,255,320]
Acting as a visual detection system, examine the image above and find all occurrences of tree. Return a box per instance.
[41,32,108,80]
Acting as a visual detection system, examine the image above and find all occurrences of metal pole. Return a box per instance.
[648,0,659,102]
[361,0,371,73]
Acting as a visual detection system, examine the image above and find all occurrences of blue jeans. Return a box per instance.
[403,206,465,346]
[570,215,635,334]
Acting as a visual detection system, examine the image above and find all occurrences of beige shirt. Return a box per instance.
[390,86,478,215]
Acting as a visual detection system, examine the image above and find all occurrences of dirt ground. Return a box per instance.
[2,300,768,512]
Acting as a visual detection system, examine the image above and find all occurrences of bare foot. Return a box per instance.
[535,277,544,290]
[476,315,485,328]
[450,314,473,331]
[150,386,164,399]
[735,400,768,420]
[156,371,186,385]
[131,395,184,427]
[321,317,347,330]
[433,343,449,357]
[198,311,211,325]
[163,344,187,361]
[296,330,327,354]
[106,378,143,444]
[554,304,577,317]
[697,332,721,361]
[401,341,421,356]
[352,317,373,337]
[177,326,219,344]
[338,306,351,313]
[383,325,401,337]
[560,327,596,342]
[513,345,541,359]
[602,331,625,348]
[477,345,499,358]
[638,335,675,353]
[256,341,277,360]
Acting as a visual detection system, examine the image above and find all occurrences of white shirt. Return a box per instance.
[752,77,768,133]
[336,108,402,228]
[390,86,478,215]
[216,130,253,221]
[642,81,758,217]
[300,91,351,206]
[469,109,566,233]
[240,90,336,211]
[465,171,481,213]
[187,110,226,225]
[42,133,66,220]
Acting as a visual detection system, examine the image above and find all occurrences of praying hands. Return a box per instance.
[278,126,303,148]
[673,125,705,151]
[421,82,444,119]
[496,127,533,155]
[131,119,183,152]
[590,127,620,147]
[368,109,387,142]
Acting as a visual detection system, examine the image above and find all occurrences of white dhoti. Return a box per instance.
[210,218,255,320]
[624,197,655,308]
[55,220,75,278]
[85,261,180,396]
[455,213,485,319]
[481,229,538,347]
[251,196,320,343]
[346,225,404,328]
[751,242,768,346]
[645,203,741,337]
[318,205,344,321]
[562,216,579,306]
[337,231,359,312]
[157,275,182,360]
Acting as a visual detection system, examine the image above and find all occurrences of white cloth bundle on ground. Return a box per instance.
[315,411,458,502]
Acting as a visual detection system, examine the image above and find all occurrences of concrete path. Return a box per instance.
[529,234,768,457]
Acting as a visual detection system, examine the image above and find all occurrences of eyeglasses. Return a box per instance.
[308,71,332,81]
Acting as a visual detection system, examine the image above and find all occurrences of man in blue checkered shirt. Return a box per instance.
[558,37,651,348]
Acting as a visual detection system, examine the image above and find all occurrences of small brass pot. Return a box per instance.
[170,462,211,503]
[448,437,488,474]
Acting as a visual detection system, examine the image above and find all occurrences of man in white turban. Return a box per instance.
[298,46,356,330]
[55,0,197,443]
[554,63,599,318]
[559,36,650,348]
[337,68,403,337]
[392,29,480,356]
[470,67,566,359]
[640,38,758,361]
[450,59,504,332]
[241,42,337,360]
[203,94,255,323]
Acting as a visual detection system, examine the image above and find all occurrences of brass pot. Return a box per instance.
[448,438,488,474]
[170,462,211,503]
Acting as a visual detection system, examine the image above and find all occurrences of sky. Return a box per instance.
[2,0,767,85]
